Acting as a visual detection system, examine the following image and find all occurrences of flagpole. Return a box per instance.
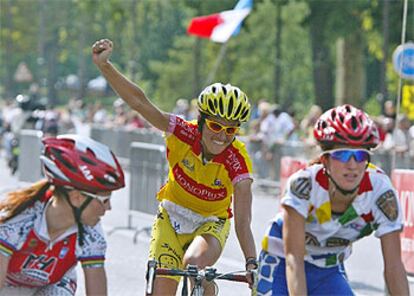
[204,42,229,86]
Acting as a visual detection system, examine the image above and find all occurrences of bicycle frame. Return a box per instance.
[146,259,251,296]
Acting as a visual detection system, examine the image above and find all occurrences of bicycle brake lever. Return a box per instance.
[145,260,158,295]
[204,267,217,281]
[187,265,199,277]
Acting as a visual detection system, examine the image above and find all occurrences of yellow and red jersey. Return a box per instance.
[157,115,253,218]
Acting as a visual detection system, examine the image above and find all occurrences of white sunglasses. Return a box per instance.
[81,191,111,204]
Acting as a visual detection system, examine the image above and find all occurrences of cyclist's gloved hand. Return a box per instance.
[245,257,258,289]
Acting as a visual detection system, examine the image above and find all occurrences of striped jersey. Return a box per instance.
[157,115,253,218]
[261,163,403,268]
[0,192,106,287]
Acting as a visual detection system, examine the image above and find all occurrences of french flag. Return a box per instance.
[187,0,253,43]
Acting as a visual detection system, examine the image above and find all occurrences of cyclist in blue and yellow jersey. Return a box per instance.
[256,105,409,295]
[92,39,257,295]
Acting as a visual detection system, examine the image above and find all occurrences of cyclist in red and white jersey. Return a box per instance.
[257,105,409,295]
[0,134,125,295]
[92,39,257,295]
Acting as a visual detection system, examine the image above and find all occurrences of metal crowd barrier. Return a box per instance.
[371,152,392,175]
[247,141,414,182]
[248,141,319,181]
[129,142,167,215]
[109,142,168,243]
[18,129,43,182]
[16,126,414,189]
[90,126,164,158]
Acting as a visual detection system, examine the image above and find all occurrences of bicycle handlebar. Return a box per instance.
[146,260,252,295]
[155,267,250,283]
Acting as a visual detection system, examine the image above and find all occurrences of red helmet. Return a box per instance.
[41,135,125,193]
[313,104,379,149]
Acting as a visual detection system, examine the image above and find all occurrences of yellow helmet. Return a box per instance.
[197,83,251,123]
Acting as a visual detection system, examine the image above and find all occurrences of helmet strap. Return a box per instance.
[198,114,206,134]
[325,171,359,195]
[63,190,93,246]
[198,114,209,164]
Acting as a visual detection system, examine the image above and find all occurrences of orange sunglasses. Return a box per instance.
[205,119,240,136]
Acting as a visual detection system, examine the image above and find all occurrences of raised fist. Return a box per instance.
[92,39,113,66]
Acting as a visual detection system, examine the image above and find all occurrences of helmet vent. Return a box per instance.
[222,86,227,95]
[81,156,97,165]
[234,103,242,119]
[241,108,249,120]
[348,134,363,141]
[86,147,97,157]
[335,132,346,141]
[208,100,216,114]
[351,116,358,129]
[331,110,337,120]
[228,97,234,115]
[218,97,224,114]
[212,86,216,93]
[51,148,77,173]
[96,176,115,187]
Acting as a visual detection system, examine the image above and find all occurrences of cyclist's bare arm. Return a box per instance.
[233,179,257,264]
[83,266,108,296]
[381,231,409,295]
[282,205,307,295]
[0,253,10,288]
[92,39,169,132]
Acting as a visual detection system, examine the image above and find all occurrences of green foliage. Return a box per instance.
[0,0,411,114]
[363,95,382,117]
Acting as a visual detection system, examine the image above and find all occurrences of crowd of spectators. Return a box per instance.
[0,96,151,138]
[244,99,414,179]
[1,95,414,180]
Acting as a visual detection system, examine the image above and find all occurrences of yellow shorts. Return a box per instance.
[148,205,230,282]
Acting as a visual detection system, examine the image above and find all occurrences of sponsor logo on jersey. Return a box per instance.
[59,247,69,259]
[376,190,398,221]
[213,178,222,186]
[173,165,227,201]
[181,158,195,172]
[325,237,350,247]
[290,177,311,200]
[305,232,320,246]
[225,150,243,173]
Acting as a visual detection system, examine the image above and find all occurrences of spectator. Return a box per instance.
[300,104,322,145]
[187,98,199,121]
[172,98,189,120]
[126,111,147,130]
[271,106,295,143]
[394,115,412,153]
[384,100,397,120]
[111,98,129,127]
[92,102,108,124]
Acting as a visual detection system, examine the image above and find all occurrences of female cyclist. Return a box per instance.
[256,104,409,295]
[92,39,257,295]
[0,134,125,295]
